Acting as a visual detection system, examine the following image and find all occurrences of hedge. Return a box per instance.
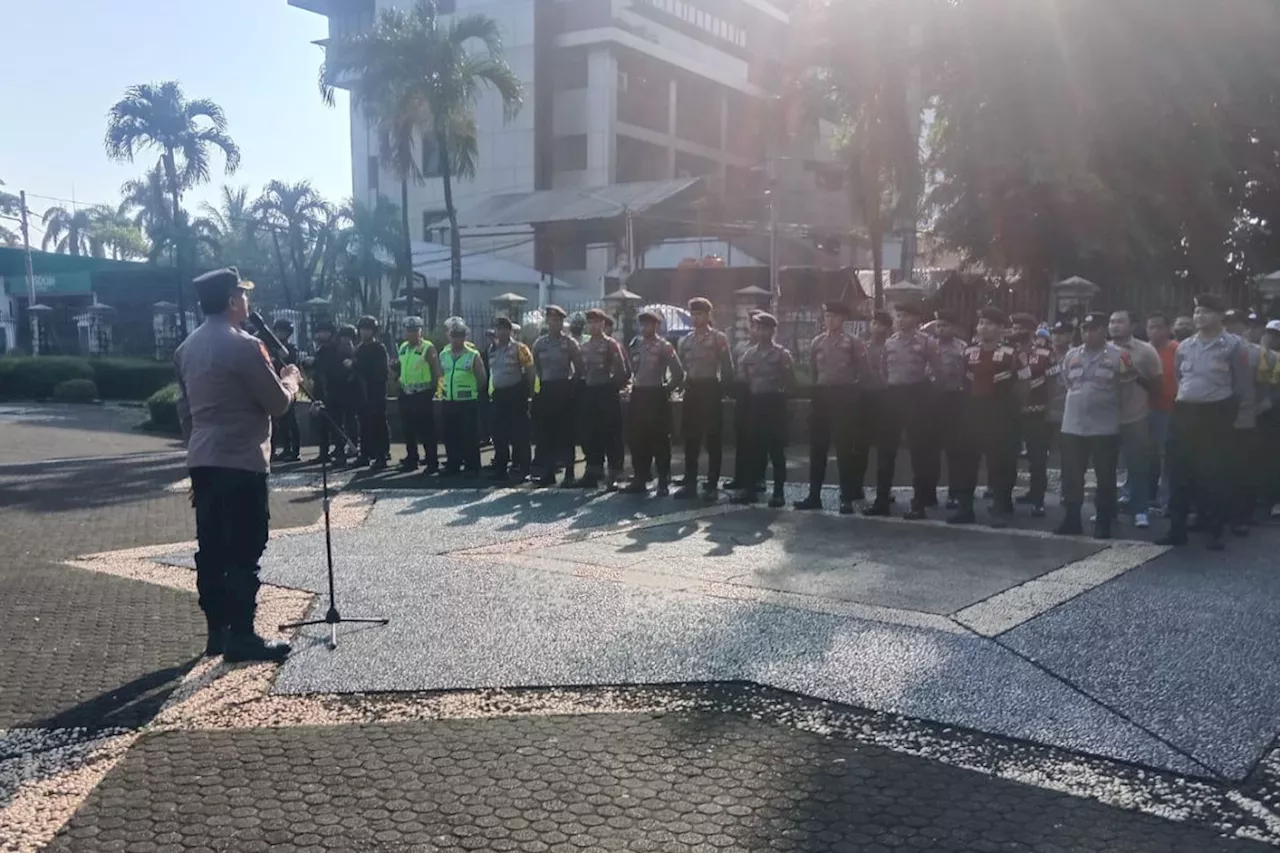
[145,383,181,433]
[0,357,174,401]
[52,379,99,403]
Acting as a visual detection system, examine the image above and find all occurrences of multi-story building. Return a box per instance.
[290,0,858,302]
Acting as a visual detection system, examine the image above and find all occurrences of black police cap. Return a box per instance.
[313,320,336,335]
[978,306,1009,326]
[894,300,925,318]
[356,315,379,330]
[823,301,851,317]
[1081,312,1107,329]
[192,266,252,303]
[337,324,358,339]
[871,310,893,327]
[1010,312,1038,328]
[933,309,959,325]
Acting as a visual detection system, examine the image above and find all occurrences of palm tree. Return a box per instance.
[321,0,523,314]
[337,196,403,312]
[105,81,241,333]
[40,205,96,256]
[252,180,333,306]
[88,206,148,259]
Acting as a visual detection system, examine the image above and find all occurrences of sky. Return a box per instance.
[0,0,351,230]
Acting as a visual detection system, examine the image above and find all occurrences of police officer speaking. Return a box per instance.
[174,267,300,663]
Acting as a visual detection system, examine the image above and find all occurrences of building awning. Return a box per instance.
[451,178,703,230]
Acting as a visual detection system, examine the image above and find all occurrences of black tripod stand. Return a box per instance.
[250,313,388,650]
[279,402,389,649]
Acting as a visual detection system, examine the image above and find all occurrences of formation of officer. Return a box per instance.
[579,308,630,488]
[921,309,967,511]
[439,320,488,474]
[1008,313,1054,517]
[487,317,535,481]
[353,315,391,471]
[174,267,300,663]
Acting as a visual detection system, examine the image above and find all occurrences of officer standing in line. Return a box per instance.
[267,318,301,462]
[325,324,363,465]
[1173,315,1195,342]
[439,321,487,475]
[947,307,1028,527]
[307,320,341,464]
[850,310,892,502]
[624,310,685,496]
[532,305,585,486]
[1043,319,1074,484]
[353,315,391,471]
[730,312,795,508]
[487,317,535,482]
[1224,309,1271,533]
[724,309,763,492]
[393,316,443,474]
[676,297,734,499]
[795,302,868,514]
[1010,313,1055,517]
[1109,310,1163,528]
[579,308,631,489]
[868,300,941,519]
[175,268,300,662]
[1157,294,1251,549]
[922,309,968,510]
[1055,313,1137,539]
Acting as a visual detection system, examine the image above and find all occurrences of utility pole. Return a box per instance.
[767,181,779,315]
[18,191,38,355]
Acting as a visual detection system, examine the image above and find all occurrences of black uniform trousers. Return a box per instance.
[730,383,753,486]
[1259,408,1280,509]
[876,383,932,505]
[272,404,300,458]
[441,401,481,473]
[399,390,438,469]
[920,388,964,502]
[535,379,577,478]
[1059,433,1120,519]
[317,402,359,460]
[1168,398,1236,535]
[581,384,624,476]
[682,379,724,485]
[952,397,1018,509]
[628,386,673,483]
[747,391,788,492]
[808,384,858,498]
[1230,426,1260,525]
[490,383,531,475]
[1019,410,1053,504]
[190,466,269,634]
[850,388,884,497]
[358,397,390,461]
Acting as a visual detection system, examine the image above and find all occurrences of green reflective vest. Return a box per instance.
[398,340,436,393]
[441,348,479,401]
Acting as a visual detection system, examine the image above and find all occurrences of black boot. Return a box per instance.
[223,631,291,663]
[1055,503,1084,536]
[947,496,976,525]
[793,494,823,510]
[862,499,892,517]
[204,619,227,657]
[1155,517,1189,546]
[1093,517,1112,540]
[767,490,786,509]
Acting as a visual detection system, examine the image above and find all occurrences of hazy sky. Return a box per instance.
[0,0,352,229]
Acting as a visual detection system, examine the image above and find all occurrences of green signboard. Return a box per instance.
[0,271,93,297]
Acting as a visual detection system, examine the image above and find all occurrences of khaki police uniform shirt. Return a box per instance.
[1059,342,1136,436]
[581,335,630,387]
[1174,331,1250,404]
[629,336,684,388]
[739,342,795,395]
[488,339,533,389]
[882,330,940,386]
[809,330,868,386]
[862,339,887,390]
[532,333,581,381]
[174,315,298,473]
[932,337,968,392]
[678,328,734,381]
[1114,337,1162,425]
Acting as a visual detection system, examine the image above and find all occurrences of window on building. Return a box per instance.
[420,135,443,178]
[552,135,589,171]
[367,156,379,191]
[422,209,448,242]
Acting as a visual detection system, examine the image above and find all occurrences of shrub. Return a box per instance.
[0,357,94,400]
[89,359,175,401]
[51,378,99,403]
[145,382,182,433]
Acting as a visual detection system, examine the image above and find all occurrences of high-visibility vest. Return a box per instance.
[441,348,479,401]
[398,340,435,393]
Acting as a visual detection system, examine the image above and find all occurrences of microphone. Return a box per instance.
[247,311,289,363]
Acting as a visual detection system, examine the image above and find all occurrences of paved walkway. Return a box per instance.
[1,405,1277,852]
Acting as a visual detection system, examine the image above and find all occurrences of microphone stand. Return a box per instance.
[251,313,389,650]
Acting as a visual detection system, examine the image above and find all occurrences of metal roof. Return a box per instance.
[451,178,703,229]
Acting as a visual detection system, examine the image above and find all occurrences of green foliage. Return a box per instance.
[0,357,94,400]
[88,359,175,401]
[0,357,174,401]
[144,382,181,433]
[51,379,99,403]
